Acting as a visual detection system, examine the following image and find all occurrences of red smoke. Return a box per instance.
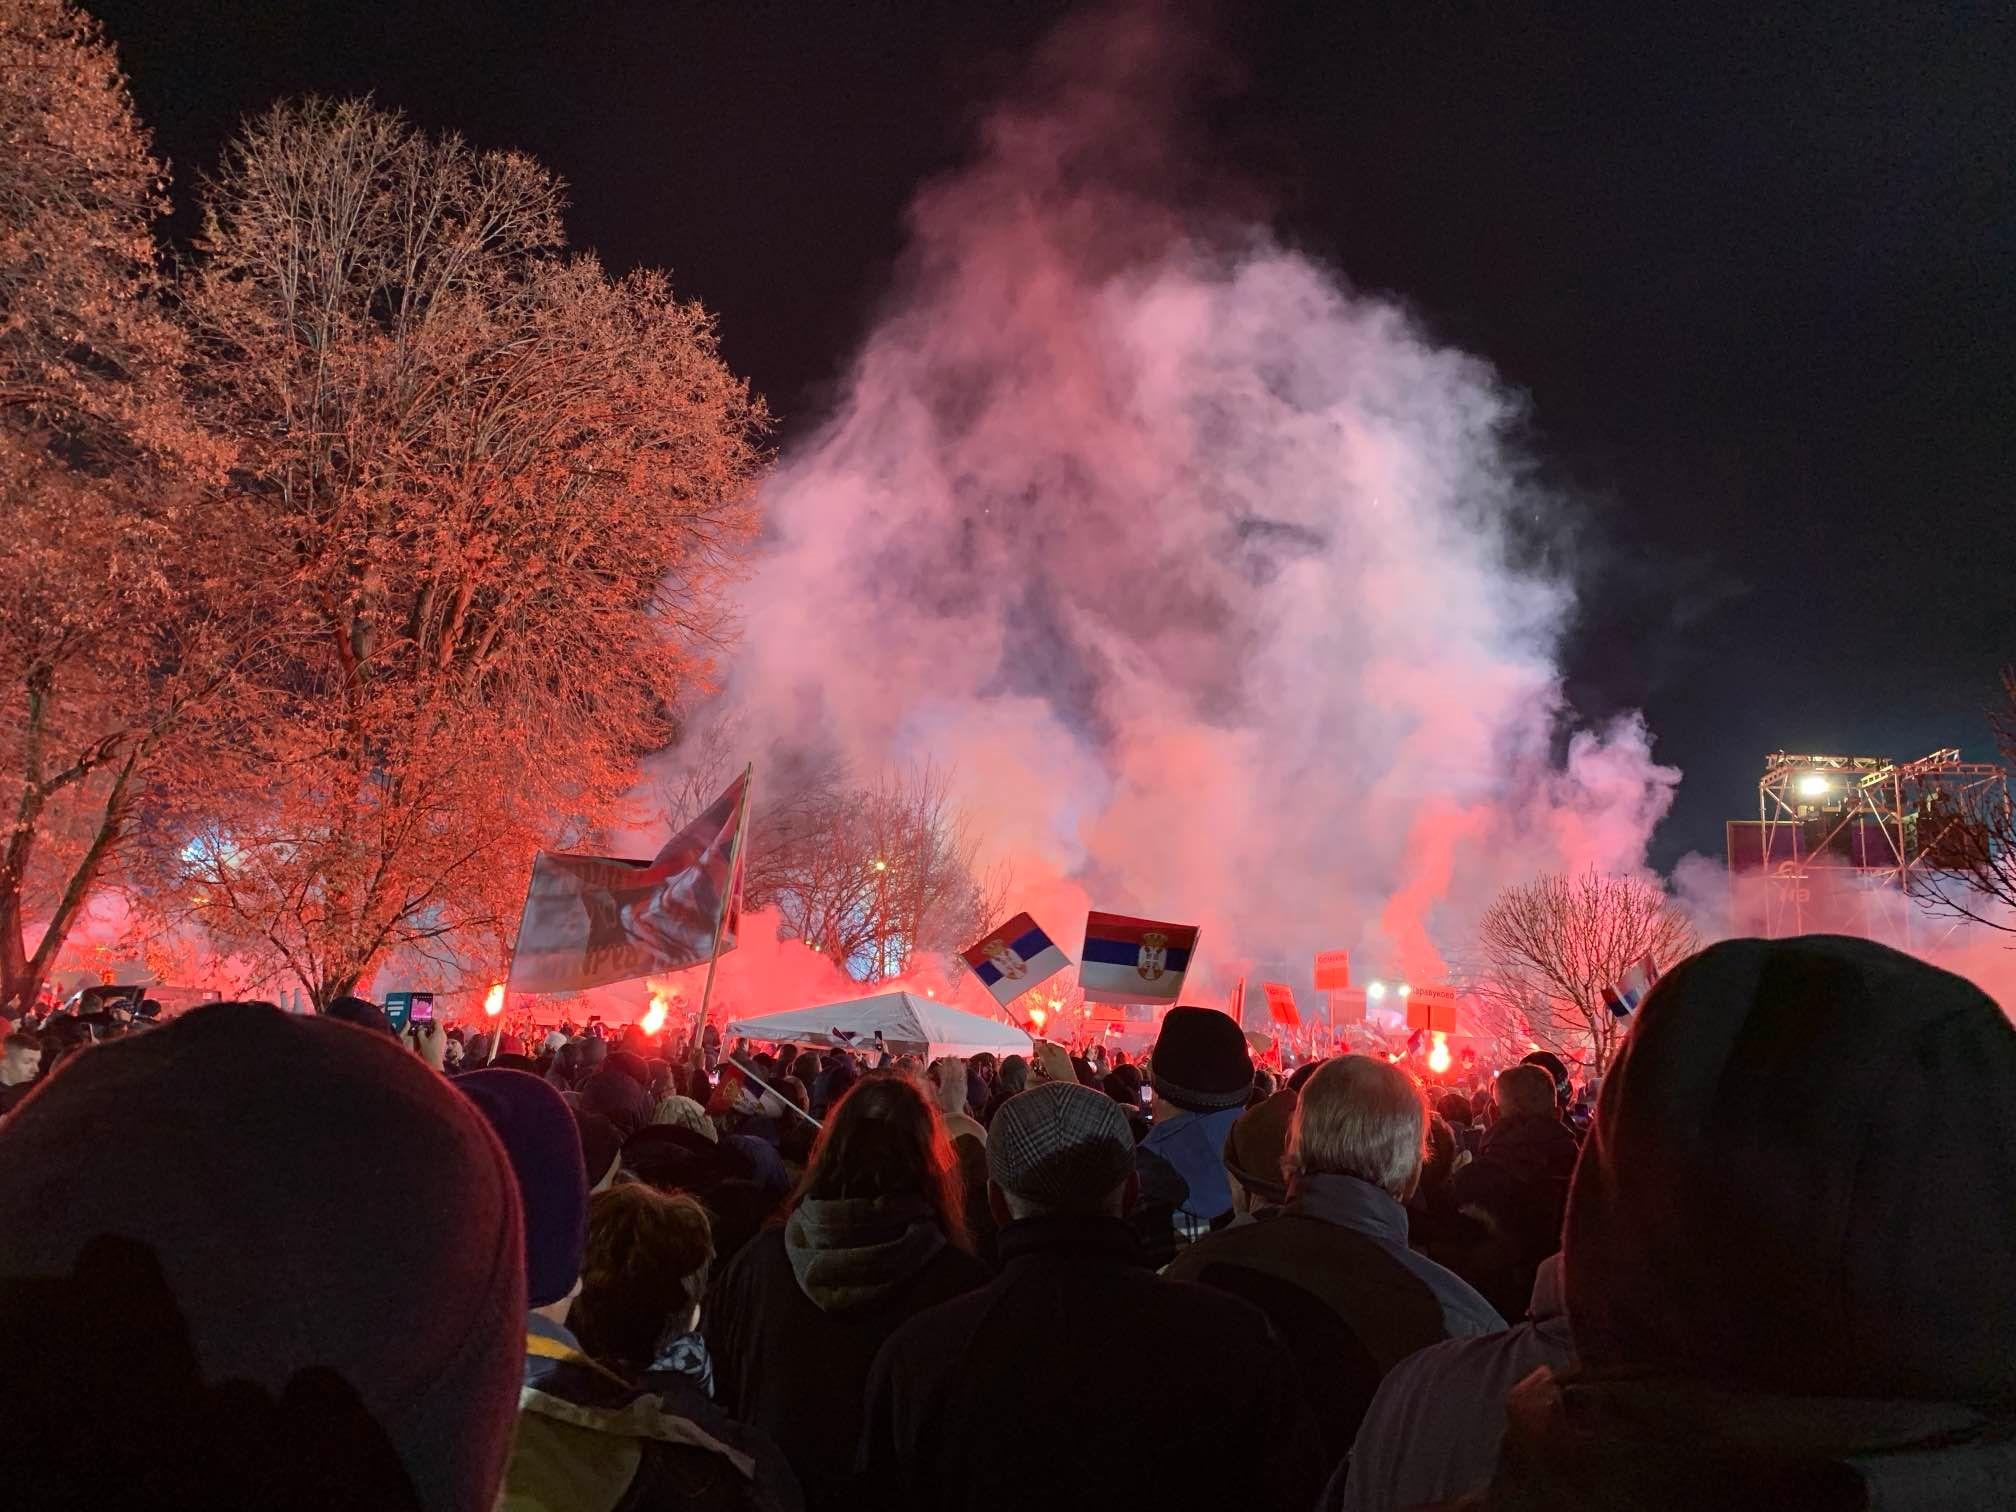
[713,3,1682,1006]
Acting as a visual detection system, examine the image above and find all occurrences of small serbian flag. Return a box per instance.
[1080,912,1200,1005]
[961,912,1070,1007]
[1603,954,1662,1019]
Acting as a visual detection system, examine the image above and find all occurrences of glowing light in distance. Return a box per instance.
[483,982,505,1018]
[1028,1005,1048,1030]
[1797,772,1832,798]
[1427,1032,1452,1074]
[871,858,889,872]
[1367,981,1387,1001]
[641,990,670,1036]
[1397,983,1412,998]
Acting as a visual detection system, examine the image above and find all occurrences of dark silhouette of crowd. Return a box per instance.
[0,933,2010,1510]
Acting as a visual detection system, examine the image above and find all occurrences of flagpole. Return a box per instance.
[693,763,754,1036]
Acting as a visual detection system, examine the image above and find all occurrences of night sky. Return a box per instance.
[90,0,2015,870]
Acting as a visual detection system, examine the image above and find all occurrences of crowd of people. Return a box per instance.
[0,932,2010,1509]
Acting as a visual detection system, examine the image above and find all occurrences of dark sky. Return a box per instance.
[90,0,2016,869]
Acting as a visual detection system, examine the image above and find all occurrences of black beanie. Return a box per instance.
[325,995,396,1037]
[1150,1006,1254,1112]
[1565,935,2016,1410]
[0,1002,524,1511]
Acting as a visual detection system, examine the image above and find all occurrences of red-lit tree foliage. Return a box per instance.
[157,99,766,1006]
[0,0,236,1013]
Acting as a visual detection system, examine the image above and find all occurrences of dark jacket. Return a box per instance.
[859,1214,1326,1512]
[510,1313,775,1512]
[1446,1112,1580,1317]
[703,1200,987,1512]
[1335,1256,1574,1512]
[1164,1171,1505,1464]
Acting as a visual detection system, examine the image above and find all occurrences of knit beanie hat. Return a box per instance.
[651,1093,719,1142]
[1223,1087,1298,1203]
[457,1070,588,1309]
[325,994,396,1037]
[571,1107,624,1189]
[579,1064,653,1136]
[0,1001,523,1512]
[1150,1006,1254,1112]
[1566,935,2016,1409]
[988,1081,1137,1210]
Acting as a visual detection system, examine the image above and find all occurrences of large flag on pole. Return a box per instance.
[961,912,1070,1007]
[508,772,749,994]
[1079,911,1200,1005]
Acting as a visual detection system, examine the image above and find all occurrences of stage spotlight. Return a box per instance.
[1797,772,1832,798]
[1366,981,1387,1001]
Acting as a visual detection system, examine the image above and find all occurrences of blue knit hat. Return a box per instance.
[458,1070,588,1309]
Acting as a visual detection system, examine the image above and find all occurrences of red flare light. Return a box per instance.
[483,982,505,1017]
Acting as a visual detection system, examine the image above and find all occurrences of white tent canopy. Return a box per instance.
[725,991,1032,1062]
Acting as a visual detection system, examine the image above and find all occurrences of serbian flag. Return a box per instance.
[1079,912,1199,1005]
[508,770,749,994]
[1603,953,1662,1019]
[961,912,1070,1007]
[1262,982,1300,1028]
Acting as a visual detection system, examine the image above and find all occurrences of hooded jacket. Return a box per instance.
[703,1198,986,1511]
[1456,935,2016,1511]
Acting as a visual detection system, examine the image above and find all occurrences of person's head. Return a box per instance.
[1519,1050,1572,1117]
[1494,1063,1559,1121]
[986,1081,1140,1222]
[574,1183,713,1372]
[1149,1006,1254,1115]
[1286,1057,1326,1093]
[927,1055,969,1116]
[789,1051,822,1085]
[1566,935,2016,1411]
[457,1069,589,1312]
[651,1093,718,1142]
[1103,1061,1144,1106]
[794,1073,966,1247]
[571,1108,624,1193]
[1249,1066,1278,1104]
[579,1064,653,1138]
[1,1032,40,1086]
[0,1002,524,1510]
[1286,1054,1428,1202]
[1416,1112,1457,1202]
[996,1054,1029,1095]
[1435,1090,1473,1128]
[324,995,395,1037]
[1223,1088,1298,1213]
[774,1075,809,1114]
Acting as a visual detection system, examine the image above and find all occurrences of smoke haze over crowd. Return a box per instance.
[713,4,1680,998]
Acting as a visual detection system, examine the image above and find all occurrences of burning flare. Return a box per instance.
[483,982,505,1018]
[641,989,671,1037]
[1427,1031,1452,1075]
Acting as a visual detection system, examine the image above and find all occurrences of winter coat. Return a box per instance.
[1334,1255,1574,1512]
[506,1314,777,1512]
[703,1198,986,1512]
[1164,1170,1505,1464]
[858,1214,1327,1512]
[1445,1112,1580,1317]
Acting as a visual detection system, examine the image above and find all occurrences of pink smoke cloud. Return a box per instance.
[715,4,1681,1002]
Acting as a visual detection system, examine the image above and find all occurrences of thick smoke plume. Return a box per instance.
[719,4,1679,1003]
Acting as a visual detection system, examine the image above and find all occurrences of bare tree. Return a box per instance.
[150,98,767,1007]
[1907,668,2016,935]
[1469,870,1698,1075]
